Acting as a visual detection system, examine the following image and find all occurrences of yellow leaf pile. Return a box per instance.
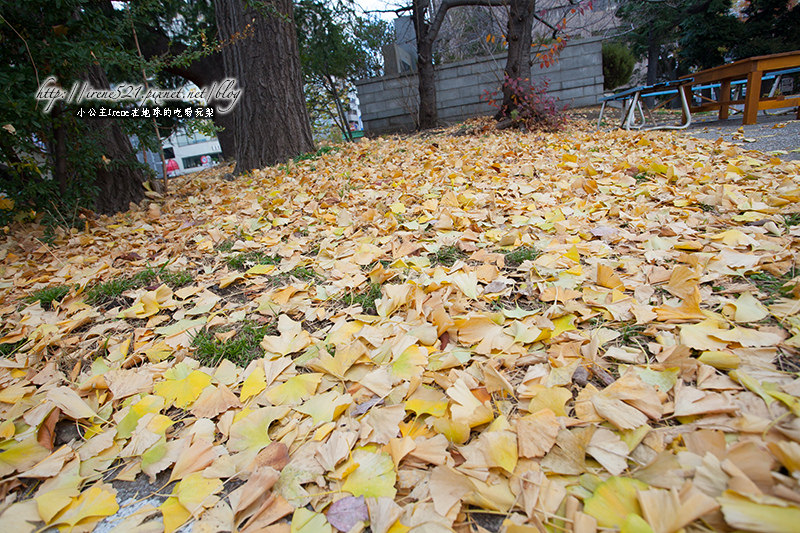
[2,118,800,532]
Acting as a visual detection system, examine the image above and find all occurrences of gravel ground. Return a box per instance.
[577,105,800,162]
[681,112,800,161]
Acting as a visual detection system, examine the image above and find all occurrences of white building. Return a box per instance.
[161,129,222,176]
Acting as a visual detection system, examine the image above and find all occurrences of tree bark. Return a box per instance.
[498,0,535,117]
[83,65,146,214]
[52,103,69,195]
[645,31,659,107]
[412,0,437,130]
[214,0,313,173]
[68,67,145,214]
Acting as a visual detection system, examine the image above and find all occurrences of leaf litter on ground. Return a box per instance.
[2,117,800,532]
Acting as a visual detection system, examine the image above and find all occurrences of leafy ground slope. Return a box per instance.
[2,120,800,532]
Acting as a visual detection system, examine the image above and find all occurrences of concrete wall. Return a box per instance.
[355,37,604,134]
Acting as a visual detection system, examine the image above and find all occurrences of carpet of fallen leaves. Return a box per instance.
[2,119,800,533]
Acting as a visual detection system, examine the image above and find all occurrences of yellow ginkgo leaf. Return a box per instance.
[728,292,769,322]
[46,386,98,420]
[261,315,314,356]
[390,344,428,380]
[227,406,290,453]
[549,314,577,338]
[432,416,471,444]
[175,471,223,516]
[263,373,322,405]
[160,496,191,533]
[405,385,449,417]
[119,284,173,319]
[698,350,740,370]
[117,395,165,439]
[291,507,333,533]
[446,378,494,429]
[527,385,572,417]
[295,390,352,425]
[481,429,517,473]
[583,476,649,528]
[219,271,245,289]
[341,447,397,499]
[153,362,212,409]
[246,263,276,276]
[307,343,364,379]
[0,436,51,478]
[49,483,118,530]
[719,491,800,533]
[240,364,267,402]
[34,461,82,523]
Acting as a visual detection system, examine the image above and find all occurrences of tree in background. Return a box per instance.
[215,0,314,173]
[295,1,390,141]
[677,0,741,71]
[617,0,799,82]
[602,41,635,90]
[616,0,683,86]
[732,0,800,59]
[0,0,149,220]
[407,0,593,129]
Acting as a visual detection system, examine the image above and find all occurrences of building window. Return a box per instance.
[174,130,213,147]
[182,152,222,169]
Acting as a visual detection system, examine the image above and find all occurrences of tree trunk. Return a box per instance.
[52,103,69,195]
[499,0,535,117]
[412,0,437,130]
[84,65,146,214]
[214,0,313,173]
[645,32,659,107]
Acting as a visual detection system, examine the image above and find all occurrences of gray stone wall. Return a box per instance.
[355,37,604,134]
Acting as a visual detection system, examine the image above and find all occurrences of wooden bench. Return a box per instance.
[679,50,800,125]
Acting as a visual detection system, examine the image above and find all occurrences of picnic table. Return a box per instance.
[679,50,800,125]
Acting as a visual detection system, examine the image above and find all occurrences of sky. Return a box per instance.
[356,0,402,22]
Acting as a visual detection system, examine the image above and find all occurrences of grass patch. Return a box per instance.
[617,323,648,346]
[225,251,281,271]
[26,285,71,310]
[0,339,27,357]
[192,320,275,367]
[87,266,194,305]
[287,266,318,281]
[430,245,465,267]
[633,172,650,182]
[341,283,382,315]
[783,213,800,228]
[159,270,194,287]
[747,270,796,303]
[215,240,235,252]
[504,246,539,266]
[292,145,340,164]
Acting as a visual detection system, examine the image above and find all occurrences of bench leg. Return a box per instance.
[681,86,692,123]
[744,71,762,125]
[597,101,607,129]
[623,93,641,129]
[719,80,731,120]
